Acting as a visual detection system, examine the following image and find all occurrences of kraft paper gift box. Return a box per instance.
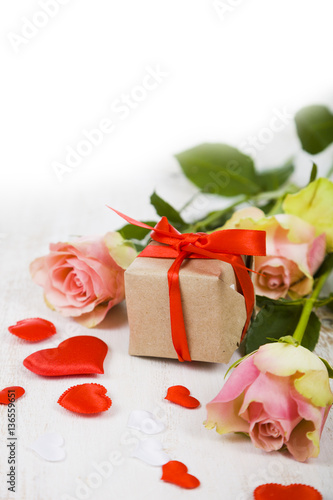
[125,250,252,364]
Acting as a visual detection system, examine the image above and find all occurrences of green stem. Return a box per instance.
[250,183,299,204]
[179,192,201,213]
[191,195,249,232]
[293,270,331,344]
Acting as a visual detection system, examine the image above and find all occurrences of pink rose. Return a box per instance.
[205,342,333,461]
[30,232,137,327]
[222,208,326,299]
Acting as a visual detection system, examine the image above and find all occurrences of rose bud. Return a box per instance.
[222,208,326,299]
[205,342,333,462]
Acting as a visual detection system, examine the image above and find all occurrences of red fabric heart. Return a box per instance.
[165,385,200,408]
[58,383,112,414]
[254,483,322,500]
[23,335,108,376]
[8,318,56,341]
[161,461,200,489]
[0,387,25,404]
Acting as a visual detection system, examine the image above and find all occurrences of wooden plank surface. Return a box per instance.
[0,197,332,500]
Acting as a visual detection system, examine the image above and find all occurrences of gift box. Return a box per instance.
[125,252,251,363]
[109,207,266,364]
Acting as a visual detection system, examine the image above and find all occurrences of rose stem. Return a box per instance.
[293,270,331,344]
[190,195,250,232]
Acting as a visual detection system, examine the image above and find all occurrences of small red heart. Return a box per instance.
[8,318,56,341]
[0,387,25,404]
[58,383,112,414]
[23,335,108,376]
[161,461,200,489]
[165,385,200,408]
[254,483,322,500]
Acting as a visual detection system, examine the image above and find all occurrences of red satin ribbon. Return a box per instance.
[109,207,266,362]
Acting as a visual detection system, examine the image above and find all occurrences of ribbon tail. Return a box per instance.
[167,252,192,362]
[107,206,156,231]
[231,256,255,341]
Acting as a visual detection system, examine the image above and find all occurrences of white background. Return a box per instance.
[1,0,333,237]
[1,1,333,500]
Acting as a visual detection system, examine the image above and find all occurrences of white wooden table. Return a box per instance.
[1,185,333,500]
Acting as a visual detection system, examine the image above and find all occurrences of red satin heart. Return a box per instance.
[0,387,25,404]
[8,318,56,341]
[23,335,108,376]
[165,385,200,408]
[58,383,112,414]
[254,483,322,500]
[161,461,200,489]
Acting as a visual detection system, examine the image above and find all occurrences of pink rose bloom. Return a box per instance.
[30,232,137,327]
[205,343,333,462]
[222,208,326,299]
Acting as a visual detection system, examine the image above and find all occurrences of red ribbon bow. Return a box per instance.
[109,207,266,362]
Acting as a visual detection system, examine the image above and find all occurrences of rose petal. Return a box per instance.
[307,233,326,275]
[286,419,319,461]
[253,343,327,377]
[104,232,137,269]
[294,370,333,408]
[205,355,259,433]
[240,373,300,424]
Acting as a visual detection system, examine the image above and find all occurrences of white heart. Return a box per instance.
[29,432,66,462]
[127,410,165,435]
[131,438,170,466]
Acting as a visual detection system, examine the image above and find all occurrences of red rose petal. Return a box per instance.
[0,386,25,404]
[161,461,200,489]
[23,335,108,376]
[8,318,56,341]
[254,483,322,500]
[58,383,112,414]
[165,385,200,409]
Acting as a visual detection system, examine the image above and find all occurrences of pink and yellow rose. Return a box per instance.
[222,207,326,299]
[30,232,137,328]
[205,342,333,462]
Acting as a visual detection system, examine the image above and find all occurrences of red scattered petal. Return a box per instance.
[8,318,56,341]
[58,383,112,414]
[254,484,322,500]
[23,335,108,376]
[165,385,200,409]
[0,387,25,404]
[161,461,200,489]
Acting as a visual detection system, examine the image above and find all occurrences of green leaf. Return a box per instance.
[175,143,260,197]
[309,163,318,183]
[118,221,157,241]
[295,105,333,154]
[245,302,321,354]
[255,295,305,308]
[314,253,333,279]
[319,357,333,378]
[256,160,294,191]
[150,192,186,231]
[133,242,146,252]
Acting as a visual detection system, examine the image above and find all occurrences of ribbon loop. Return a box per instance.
[109,206,266,362]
